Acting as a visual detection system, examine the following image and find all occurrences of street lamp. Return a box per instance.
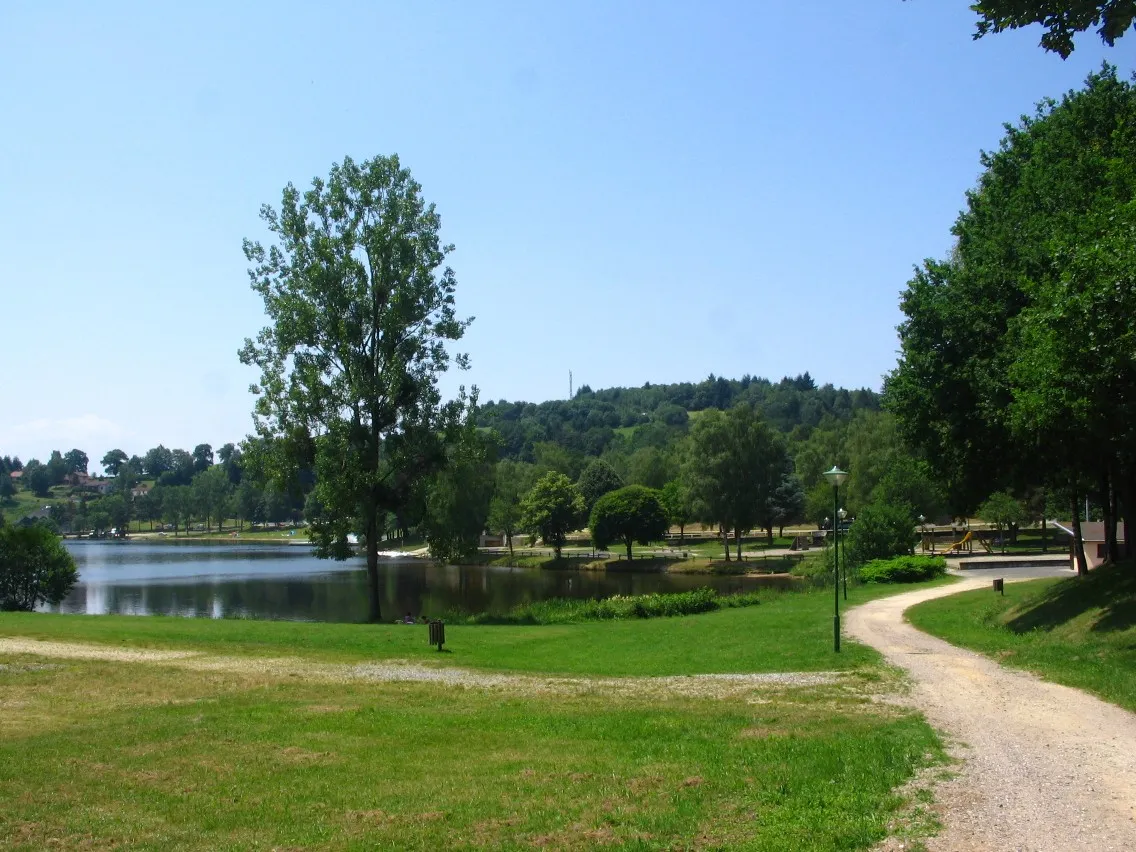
[918,514,926,553]
[838,507,848,600]
[823,466,849,652]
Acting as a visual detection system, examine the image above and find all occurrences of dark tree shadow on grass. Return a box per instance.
[1003,562,1136,635]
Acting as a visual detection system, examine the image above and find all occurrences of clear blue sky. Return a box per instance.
[1,1,1129,470]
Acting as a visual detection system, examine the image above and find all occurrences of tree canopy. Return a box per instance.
[520,472,584,560]
[589,485,669,563]
[240,154,472,621]
[0,525,78,611]
[971,1,1136,57]
[887,67,1136,563]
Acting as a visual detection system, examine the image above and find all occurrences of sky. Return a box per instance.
[1,1,1132,471]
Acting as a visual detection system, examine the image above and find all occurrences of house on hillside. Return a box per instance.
[1052,521,1128,571]
[131,483,152,499]
[8,470,22,482]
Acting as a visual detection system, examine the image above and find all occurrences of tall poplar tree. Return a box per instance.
[240,154,473,621]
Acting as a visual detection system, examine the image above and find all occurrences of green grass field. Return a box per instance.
[907,561,1136,712]
[0,581,953,850]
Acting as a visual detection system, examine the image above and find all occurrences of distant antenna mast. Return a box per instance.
[569,370,573,399]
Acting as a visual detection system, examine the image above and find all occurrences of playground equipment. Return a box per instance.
[924,529,995,554]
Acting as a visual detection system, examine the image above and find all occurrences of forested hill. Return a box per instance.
[476,372,880,463]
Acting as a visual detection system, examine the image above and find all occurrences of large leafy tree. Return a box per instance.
[589,485,669,563]
[240,154,472,622]
[101,449,128,476]
[144,445,174,478]
[971,1,1135,57]
[888,68,1136,560]
[63,449,88,476]
[520,472,585,560]
[685,405,786,560]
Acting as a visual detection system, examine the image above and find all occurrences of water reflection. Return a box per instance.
[48,541,794,623]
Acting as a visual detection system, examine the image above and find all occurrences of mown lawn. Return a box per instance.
[0,579,953,677]
[0,581,954,850]
[907,561,1136,712]
[0,660,942,851]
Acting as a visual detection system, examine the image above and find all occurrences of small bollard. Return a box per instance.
[993,578,1004,595]
[428,619,445,651]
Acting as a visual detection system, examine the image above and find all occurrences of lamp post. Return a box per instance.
[838,507,848,600]
[823,466,849,652]
[918,514,926,553]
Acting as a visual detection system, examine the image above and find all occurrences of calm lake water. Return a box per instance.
[49,541,789,623]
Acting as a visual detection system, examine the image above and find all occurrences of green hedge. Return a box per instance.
[858,555,946,584]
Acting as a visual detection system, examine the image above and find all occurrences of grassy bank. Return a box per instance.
[907,561,1136,712]
[0,580,952,850]
[0,579,953,677]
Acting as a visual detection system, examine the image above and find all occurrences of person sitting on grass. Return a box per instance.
[402,611,415,624]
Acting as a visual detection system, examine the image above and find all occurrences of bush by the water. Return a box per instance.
[0,525,78,611]
[452,587,762,625]
[858,555,946,584]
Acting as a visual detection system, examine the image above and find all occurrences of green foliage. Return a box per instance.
[589,485,669,562]
[454,587,761,624]
[576,458,624,512]
[422,428,497,564]
[685,405,788,560]
[625,446,678,490]
[659,478,692,535]
[100,449,127,476]
[21,461,51,498]
[0,525,78,611]
[0,474,14,503]
[62,449,88,476]
[858,555,946,584]
[888,67,1136,521]
[520,472,585,559]
[486,459,536,555]
[239,154,472,622]
[845,502,917,567]
[978,490,1028,553]
[971,0,1135,57]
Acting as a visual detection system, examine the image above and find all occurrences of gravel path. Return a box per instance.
[846,580,1136,851]
[0,637,838,699]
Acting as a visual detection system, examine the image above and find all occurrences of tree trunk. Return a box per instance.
[1041,516,1047,554]
[778,524,785,538]
[366,515,382,622]
[1072,494,1088,577]
[735,527,742,561]
[766,526,773,545]
[625,538,633,563]
[506,529,514,556]
[679,522,684,542]
[720,525,729,561]
[1108,466,1121,563]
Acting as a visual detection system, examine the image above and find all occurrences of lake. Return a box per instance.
[49,541,791,623]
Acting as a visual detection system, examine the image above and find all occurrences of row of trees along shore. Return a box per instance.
[11,64,1136,616]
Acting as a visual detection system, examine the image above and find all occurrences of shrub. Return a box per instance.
[0,525,79,611]
[450,587,762,625]
[791,551,835,584]
[845,501,917,566]
[858,555,946,584]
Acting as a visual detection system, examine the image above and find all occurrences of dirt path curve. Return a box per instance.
[846,580,1136,852]
[0,637,838,699]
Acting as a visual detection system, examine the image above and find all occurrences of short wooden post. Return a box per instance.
[993,578,1004,595]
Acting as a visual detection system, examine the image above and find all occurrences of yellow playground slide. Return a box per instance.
[942,531,974,553]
